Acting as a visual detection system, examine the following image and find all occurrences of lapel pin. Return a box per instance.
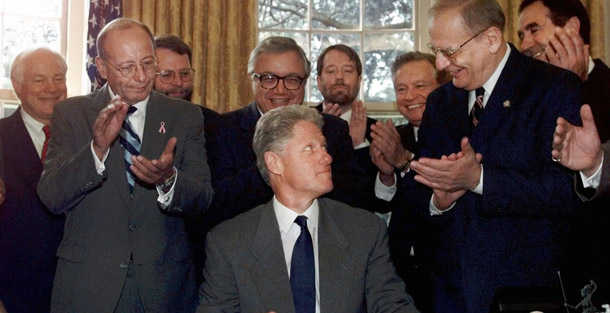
[159,122,166,134]
[503,100,511,108]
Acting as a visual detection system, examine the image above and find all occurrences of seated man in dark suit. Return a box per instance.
[206,36,368,225]
[197,104,419,313]
[370,51,449,313]
[0,47,67,313]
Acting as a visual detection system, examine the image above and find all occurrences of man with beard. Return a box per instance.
[154,34,219,122]
[315,44,374,149]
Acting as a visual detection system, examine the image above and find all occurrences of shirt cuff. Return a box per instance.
[354,139,370,150]
[91,141,110,175]
[471,164,484,195]
[157,167,178,208]
[375,172,397,201]
[429,194,457,215]
[581,155,603,189]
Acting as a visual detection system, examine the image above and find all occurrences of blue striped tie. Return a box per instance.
[119,106,141,195]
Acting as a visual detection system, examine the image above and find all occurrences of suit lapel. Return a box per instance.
[132,93,169,206]
[240,102,261,146]
[317,199,352,313]
[249,202,296,313]
[5,109,43,190]
[471,47,523,155]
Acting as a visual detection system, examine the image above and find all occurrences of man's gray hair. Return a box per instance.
[10,47,67,84]
[253,105,324,185]
[391,51,451,85]
[247,36,311,79]
[430,0,506,36]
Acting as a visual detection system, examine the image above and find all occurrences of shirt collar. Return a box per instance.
[274,195,320,234]
[107,86,150,116]
[322,102,352,125]
[587,56,595,76]
[20,107,45,132]
[478,43,511,103]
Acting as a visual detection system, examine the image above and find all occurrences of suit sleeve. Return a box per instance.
[365,217,420,313]
[196,230,241,313]
[37,101,106,214]
[166,107,214,216]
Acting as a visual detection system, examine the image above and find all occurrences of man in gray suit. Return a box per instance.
[37,18,213,313]
[197,105,418,313]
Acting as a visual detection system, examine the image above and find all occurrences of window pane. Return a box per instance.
[363,32,414,102]
[309,33,360,103]
[364,0,413,29]
[5,0,63,17]
[312,0,360,30]
[1,16,61,89]
[259,0,308,30]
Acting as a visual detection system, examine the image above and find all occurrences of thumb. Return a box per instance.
[460,136,475,155]
[162,137,177,157]
[580,104,598,134]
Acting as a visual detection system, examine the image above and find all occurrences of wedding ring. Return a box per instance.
[552,157,561,162]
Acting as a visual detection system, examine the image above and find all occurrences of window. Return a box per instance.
[257,0,431,110]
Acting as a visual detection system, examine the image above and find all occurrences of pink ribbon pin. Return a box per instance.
[159,122,166,134]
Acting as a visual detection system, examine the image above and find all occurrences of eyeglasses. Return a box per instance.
[103,58,158,78]
[252,73,305,90]
[427,28,487,59]
[156,69,195,83]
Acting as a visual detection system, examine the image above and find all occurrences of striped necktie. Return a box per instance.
[41,125,51,163]
[119,106,141,194]
[469,87,485,131]
[290,215,315,313]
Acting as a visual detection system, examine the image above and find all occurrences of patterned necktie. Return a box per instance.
[290,216,315,313]
[41,125,51,163]
[119,106,141,194]
[469,87,485,131]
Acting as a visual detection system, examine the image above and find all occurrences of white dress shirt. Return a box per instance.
[21,108,47,158]
[273,196,321,313]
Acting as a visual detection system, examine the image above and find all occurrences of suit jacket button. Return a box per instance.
[119,263,128,269]
[129,224,137,232]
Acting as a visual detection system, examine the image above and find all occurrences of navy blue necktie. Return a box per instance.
[119,106,141,195]
[290,216,315,313]
[469,87,485,131]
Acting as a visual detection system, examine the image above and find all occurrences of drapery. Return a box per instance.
[123,0,257,113]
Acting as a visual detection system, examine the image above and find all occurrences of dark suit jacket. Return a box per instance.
[313,103,383,214]
[0,109,64,313]
[584,59,610,143]
[401,46,582,313]
[205,102,368,224]
[37,86,213,313]
[196,197,419,313]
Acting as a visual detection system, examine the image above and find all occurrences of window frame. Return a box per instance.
[256,0,432,114]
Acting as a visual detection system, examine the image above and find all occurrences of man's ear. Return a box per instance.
[565,16,581,35]
[484,26,503,54]
[95,56,108,80]
[12,80,22,97]
[265,151,283,176]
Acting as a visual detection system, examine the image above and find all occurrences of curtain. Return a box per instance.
[498,0,606,61]
[123,0,257,113]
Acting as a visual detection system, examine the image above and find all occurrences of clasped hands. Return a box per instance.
[92,97,176,185]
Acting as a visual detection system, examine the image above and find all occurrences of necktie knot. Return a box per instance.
[295,215,308,228]
[127,105,137,115]
[475,87,485,99]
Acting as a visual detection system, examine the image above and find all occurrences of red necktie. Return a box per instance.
[41,125,51,163]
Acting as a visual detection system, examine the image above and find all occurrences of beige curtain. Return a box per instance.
[498,0,606,61]
[123,0,257,113]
